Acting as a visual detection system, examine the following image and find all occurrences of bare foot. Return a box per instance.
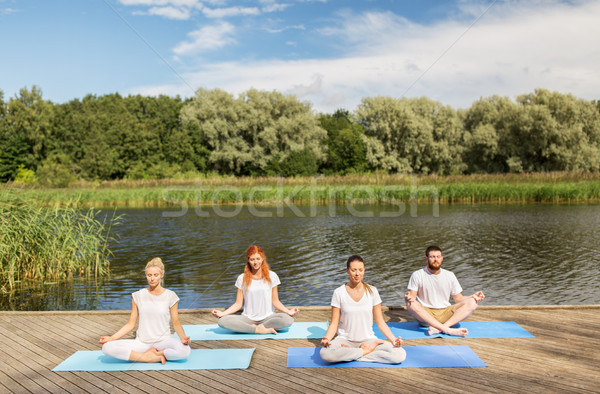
[135,348,166,364]
[255,324,277,335]
[359,340,384,356]
[428,326,441,335]
[150,348,167,364]
[444,327,469,337]
[152,347,165,357]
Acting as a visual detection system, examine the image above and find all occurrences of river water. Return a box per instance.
[2,203,599,310]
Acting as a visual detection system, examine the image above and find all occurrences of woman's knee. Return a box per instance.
[164,343,190,360]
[102,341,129,360]
[279,313,294,327]
[320,347,336,363]
[182,344,191,358]
[217,315,233,329]
[101,341,116,356]
[390,347,407,364]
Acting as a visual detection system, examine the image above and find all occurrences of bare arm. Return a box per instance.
[211,288,244,318]
[452,292,466,303]
[170,301,190,345]
[321,306,340,347]
[99,299,138,344]
[373,304,403,347]
[271,286,299,316]
[452,291,485,304]
[404,290,418,303]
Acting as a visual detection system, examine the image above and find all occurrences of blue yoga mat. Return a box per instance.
[52,348,255,371]
[180,322,329,340]
[375,321,534,339]
[287,345,487,368]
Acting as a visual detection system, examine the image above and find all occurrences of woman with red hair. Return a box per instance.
[211,245,299,334]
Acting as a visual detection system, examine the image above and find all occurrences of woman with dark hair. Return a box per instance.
[99,258,191,364]
[211,245,299,334]
[320,255,406,364]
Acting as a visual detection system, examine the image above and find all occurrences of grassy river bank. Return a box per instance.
[2,172,600,207]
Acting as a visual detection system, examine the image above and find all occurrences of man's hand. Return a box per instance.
[472,291,485,303]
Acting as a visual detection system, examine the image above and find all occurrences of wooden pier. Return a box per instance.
[0,306,598,393]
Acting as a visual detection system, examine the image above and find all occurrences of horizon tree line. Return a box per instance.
[0,85,599,187]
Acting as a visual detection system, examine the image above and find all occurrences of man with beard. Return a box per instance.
[404,245,485,337]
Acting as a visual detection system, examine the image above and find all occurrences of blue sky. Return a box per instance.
[1,0,599,113]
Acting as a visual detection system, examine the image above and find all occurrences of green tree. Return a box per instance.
[181,88,327,176]
[36,153,77,187]
[51,94,186,180]
[461,95,514,173]
[279,148,318,176]
[0,86,53,181]
[516,89,600,171]
[356,96,464,174]
[319,109,368,174]
[463,90,600,173]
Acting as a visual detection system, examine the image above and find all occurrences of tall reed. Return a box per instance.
[2,171,599,207]
[0,200,120,292]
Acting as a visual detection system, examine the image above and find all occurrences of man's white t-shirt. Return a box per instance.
[407,267,462,308]
[235,271,281,321]
[133,288,179,343]
[331,284,382,343]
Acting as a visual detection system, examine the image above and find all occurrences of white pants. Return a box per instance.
[102,337,190,361]
[320,337,406,364]
[217,313,294,334]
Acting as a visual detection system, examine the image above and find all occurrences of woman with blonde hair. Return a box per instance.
[99,258,190,364]
[211,245,299,334]
[320,255,406,364]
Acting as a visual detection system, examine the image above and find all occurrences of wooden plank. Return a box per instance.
[0,315,128,393]
[0,307,599,393]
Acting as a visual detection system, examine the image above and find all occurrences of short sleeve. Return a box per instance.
[167,289,180,308]
[132,290,140,306]
[450,272,463,296]
[235,274,244,290]
[270,271,281,288]
[370,286,382,306]
[331,287,342,308]
[407,271,420,291]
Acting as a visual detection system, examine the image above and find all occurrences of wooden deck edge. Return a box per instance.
[1,304,599,315]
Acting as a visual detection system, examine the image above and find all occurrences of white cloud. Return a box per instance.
[147,6,191,19]
[132,1,600,113]
[262,3,291,13]
[173,22,236,55]
[1,7,21,15]
[118,0,199,6]
[200,6,260,18]
[263,24,304,33]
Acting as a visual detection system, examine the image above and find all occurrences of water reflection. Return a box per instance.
[2,203,599,310]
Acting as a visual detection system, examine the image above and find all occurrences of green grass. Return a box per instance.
[0,199,120,292]
[2,171,600,207]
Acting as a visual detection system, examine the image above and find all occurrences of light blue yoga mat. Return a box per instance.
[52,348,255,371]
[287,346,487,368]
[180,322,329,340]
[375,321,534,339]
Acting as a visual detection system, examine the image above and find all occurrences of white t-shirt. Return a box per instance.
[331,284,382,342]
[235,271,281,321]
[407,267,463,308]
[132,288,179,343]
